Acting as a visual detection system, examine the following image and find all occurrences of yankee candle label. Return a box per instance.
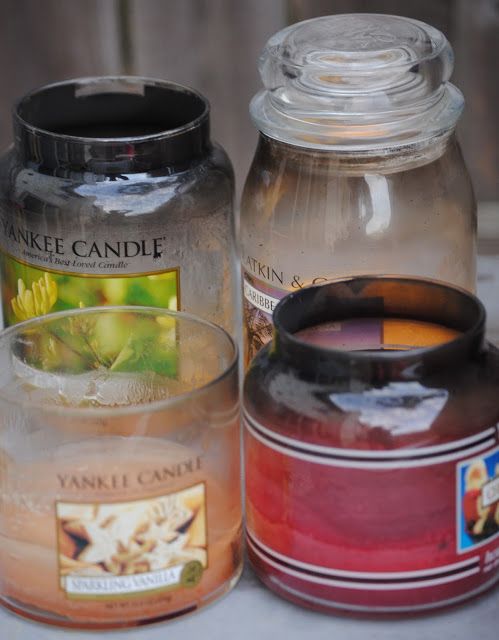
[57,483,207,599]
[0,219,169,275]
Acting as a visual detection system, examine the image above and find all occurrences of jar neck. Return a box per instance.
[13,77,211,175]
[256,131,455,174]
[272,277,486,383]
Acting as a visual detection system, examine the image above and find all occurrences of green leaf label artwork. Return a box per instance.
[0,252,179,327]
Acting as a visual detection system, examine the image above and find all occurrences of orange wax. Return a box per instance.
[0,434,242,628]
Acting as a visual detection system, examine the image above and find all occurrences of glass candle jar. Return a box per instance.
[0,307,241,628]
[0,77,236,332]
[244,277,499,614]
[240,14,476,365]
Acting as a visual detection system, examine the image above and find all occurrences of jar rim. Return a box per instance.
[0,306,238,417]
[13,75,210,144]
[12,76,211,172]
[272,276,486,379]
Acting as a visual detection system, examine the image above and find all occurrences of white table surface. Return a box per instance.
[1,565,498,640]
[2,206,499,638]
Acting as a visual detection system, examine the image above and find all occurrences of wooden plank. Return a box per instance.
[0,0,495,201]
[288,0,454,33]
[129,0,287,194]
[0,0,122,152]
[453,0,499,201]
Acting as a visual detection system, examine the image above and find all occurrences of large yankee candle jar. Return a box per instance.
[0,76,236,332]
[0,307,242,629]
[244,277,499,614]
[240,14,476,365]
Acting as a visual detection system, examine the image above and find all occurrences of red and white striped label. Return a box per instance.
[244,409,499,610]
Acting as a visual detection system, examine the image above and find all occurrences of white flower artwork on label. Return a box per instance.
[56,483,207,598]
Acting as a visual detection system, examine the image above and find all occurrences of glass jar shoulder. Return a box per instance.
[241,135,474,227]
[244,347,499,453]
[239,134,476,292]
[0,144,233,224]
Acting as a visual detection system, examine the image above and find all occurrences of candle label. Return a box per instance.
[242,271,285,365]
[56,482,207,599]
[0,217,174,275]
[0,252,179,326]
[245,410,499,602]
[0,214,182,326]
[457,448,499,553]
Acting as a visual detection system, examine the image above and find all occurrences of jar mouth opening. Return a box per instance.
[14,76,209,143]
[273,277,486,371]
[0,306,238,417]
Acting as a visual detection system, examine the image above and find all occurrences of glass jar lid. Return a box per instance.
[251,14,463,151]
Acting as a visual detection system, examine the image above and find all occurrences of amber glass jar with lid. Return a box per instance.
[244,276,499,614]
[240,14,476,365]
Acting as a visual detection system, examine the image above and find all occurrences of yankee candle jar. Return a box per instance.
[0,307,242,628]
[240,14,476,365]
[244,277,499,614]
[0,76,236,332]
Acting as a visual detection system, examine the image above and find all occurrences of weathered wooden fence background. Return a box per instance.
[0,0,497,201]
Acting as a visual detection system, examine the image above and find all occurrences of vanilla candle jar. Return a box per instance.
[0,307,241,628]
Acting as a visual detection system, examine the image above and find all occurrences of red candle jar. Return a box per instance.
[244,277,499,614]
